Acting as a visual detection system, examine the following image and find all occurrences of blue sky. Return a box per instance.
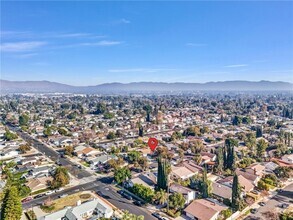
[1,1,293,85]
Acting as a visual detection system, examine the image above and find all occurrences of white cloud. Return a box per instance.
[186,43,207,47]
[119,18,130,24]
[224,64,248,68]
[12,53,38,58]
[108,68,177,73]
[80,40,122,46]
[0,41,47,52]
[111,18,131,25]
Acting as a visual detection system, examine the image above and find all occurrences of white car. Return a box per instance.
[55,188,64,192]
[45,191,54,195]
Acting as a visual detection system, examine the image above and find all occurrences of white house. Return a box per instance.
[38,198,113,220]
[169,183,196,204]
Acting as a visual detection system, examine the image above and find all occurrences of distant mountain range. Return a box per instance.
[0,80,292,94]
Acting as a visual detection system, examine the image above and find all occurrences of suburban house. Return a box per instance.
[19,156,38,165]
[182,161,203,174]
[184,199,228,220]
[26,176,53,192]
[169,183,196,204]
[39,198,113,220]
[211,182,232,201]
[281,154,293,164]
[263,162,279,173]
[0,145,19,160]
[28,166,54,177]
[88,154,117,166]
[171,166,195,181]
[127,172,157,189]
[246,164,266,176]
[217,175,254,193]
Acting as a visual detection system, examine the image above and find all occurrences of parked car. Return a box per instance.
[117,190,124,195]
[279,203,289,209]
[34,193,45,199]
[58,193,68,198]
[21,197,33,203]
[123,193,132,200]
[152,213,161,219]
[45,191,54,195]
[251,190,259,195]
[259,202,265,206]
[133,200,145,206]
[96,191,104,197]
[277,189,284,193]
[55,187,64,192]
[251,208,257,214]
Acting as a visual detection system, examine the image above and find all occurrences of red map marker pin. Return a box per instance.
[148,137,158,152]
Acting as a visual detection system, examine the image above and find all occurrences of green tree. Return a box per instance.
[224,138,238,170]
[1,186,22,220]
[19,114,29,126]
[200,168,211,198]
[138,157,148,171]
[131,183,154,202]
[274,166,292,179]
[215,147,224,174]
[256,138,268,158]
[138,125,144,137]
[51,167,70,189]
[4,129,18,141]
[245,132,256,150]
[153,189,168,205]
[18,144,31,153]
[169,192,185,211]
[157,157,168,190]
[231,174,241,211]
[107,131,116,140]
[114,167,131,184]
[94,102,107,115]
[256,126,263,138]
[64,145,74,156]
[143,105,152,122]
[232,116,242,126]
[122,210,144,220]
[43,127,53,137]
[128,151,141,163]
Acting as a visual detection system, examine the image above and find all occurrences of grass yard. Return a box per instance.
[47,192,94,212]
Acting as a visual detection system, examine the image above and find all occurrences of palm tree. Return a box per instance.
[154,189,168,205]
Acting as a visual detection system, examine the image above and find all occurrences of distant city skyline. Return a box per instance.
[1,1,293,86]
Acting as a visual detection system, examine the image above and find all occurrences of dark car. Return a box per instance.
[133,200,145,206]
[258,202,265,206]
[34,193,45,199]
[96,191,104,197]
[152,213,161,219]
[123,193,132,200]
[251,208,257,214]
[277,189,284,193]
[117,190,124,195]
[279,203,289,209]
[21,197,33,203]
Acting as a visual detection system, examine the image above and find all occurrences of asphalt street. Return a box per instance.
[246,183,293,220]
[9,125,92,179]
[7,125,156,219]
[23,178,156,220]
